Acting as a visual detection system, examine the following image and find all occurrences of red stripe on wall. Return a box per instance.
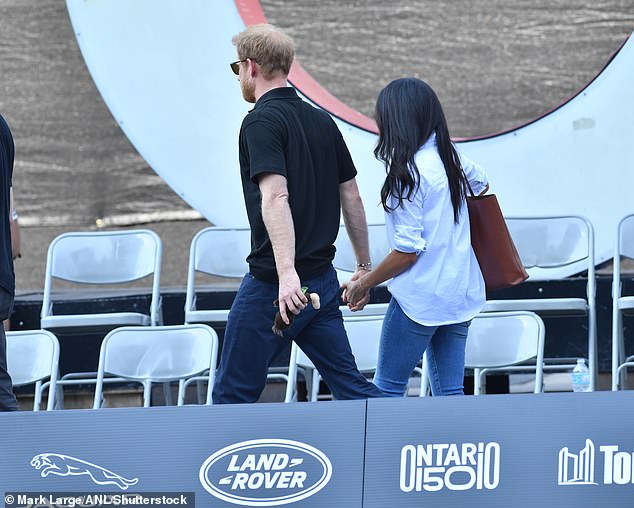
[234,0,379,133]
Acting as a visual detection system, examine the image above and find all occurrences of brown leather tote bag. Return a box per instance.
[465,179,528,290]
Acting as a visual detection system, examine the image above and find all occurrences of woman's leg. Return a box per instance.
[426,321,470,396]
[373,299,436,397]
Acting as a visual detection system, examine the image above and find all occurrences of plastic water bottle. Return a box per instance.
[571,359,591,392]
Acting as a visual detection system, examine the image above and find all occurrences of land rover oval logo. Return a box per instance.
[199,438,333,506]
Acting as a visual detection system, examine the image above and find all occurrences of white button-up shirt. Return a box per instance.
[385,134,488,326]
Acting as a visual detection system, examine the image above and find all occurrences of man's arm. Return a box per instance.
[340,178,371,266]
[339,177,373,306]
[259,173,307,325]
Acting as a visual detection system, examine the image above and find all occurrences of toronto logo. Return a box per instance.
[558,439,597,485]
[199,439,333,506]
[30,453,139,490]
[558,439,634,486]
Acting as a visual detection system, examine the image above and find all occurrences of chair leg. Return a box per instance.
[302,368,313,402]
[284,343,299,403]
[55,382,65,410]
[588,307,598,392]
[177,379,185,406]
[474,368,483,395]
[40,380,56,411]
[613,309,621,390]
[162,381,173,405]
[143,381,152,407]
[33,381,43,411]
[419,354,430,397]
[537,363,545,393]
[619,321,627,389]
[310,370,320,402]
[196,380,205,404]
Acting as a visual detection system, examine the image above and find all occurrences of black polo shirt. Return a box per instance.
[239,87,357,282]
[0,113,14,294]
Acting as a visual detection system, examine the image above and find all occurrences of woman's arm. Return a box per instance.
[342,249,417,310]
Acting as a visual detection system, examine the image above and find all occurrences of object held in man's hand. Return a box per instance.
[272,286,320,336]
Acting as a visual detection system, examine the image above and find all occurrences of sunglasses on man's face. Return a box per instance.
[230,59,248,75]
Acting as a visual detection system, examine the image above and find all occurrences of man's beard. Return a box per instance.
[241,78,256,103]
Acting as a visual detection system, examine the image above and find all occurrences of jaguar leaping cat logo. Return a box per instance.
[30,453,139,490]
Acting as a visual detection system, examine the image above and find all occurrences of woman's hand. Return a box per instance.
[342,272,371,311]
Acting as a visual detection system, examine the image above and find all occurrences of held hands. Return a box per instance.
[341,269,372,311]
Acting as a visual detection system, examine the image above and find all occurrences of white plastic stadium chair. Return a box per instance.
[612,214,634,390]
[92,324,218,408]
[333,224,391,285]
[481,216,597,390]
[284,315,383,402]
[184,227,251,325]
[6,330,60,411]
[41,229,163,330]
[419,311,545,396]
[40,229,163,407]
[465,311,545,395]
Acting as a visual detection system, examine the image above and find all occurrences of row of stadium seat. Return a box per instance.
[6,213,634,409]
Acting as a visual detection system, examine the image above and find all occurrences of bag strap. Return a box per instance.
[463,172,476,198]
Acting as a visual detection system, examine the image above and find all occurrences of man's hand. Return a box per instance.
[341,269,371,311]
[277,270,308,325]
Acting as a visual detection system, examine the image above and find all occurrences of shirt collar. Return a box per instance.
[254,86,300,109]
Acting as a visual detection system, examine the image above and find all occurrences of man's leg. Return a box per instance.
[0,288,18,411]
[294,268,383,400]
[212,274,287,404]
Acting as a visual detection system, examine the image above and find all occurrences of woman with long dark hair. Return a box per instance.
[343,78,489,396]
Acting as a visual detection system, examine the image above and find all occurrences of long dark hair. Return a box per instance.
[374,78,466,223]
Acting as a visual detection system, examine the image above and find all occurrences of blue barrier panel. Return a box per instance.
[0,400,366,507]
[365,392,634,508]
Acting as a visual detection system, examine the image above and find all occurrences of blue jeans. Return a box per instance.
[213,266,383,403]
[374,299,470,397]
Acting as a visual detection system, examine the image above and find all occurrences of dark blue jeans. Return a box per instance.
[213,266,383,403]
[0,287,18,411]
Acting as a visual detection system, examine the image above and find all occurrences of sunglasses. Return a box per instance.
[230,59,252,75]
